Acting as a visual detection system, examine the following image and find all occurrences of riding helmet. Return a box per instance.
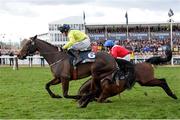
[104,40,114,47]
[58,24,70,33]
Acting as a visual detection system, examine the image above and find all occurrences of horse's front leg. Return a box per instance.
[61,77,81,99]
[78,77,101,108]
[45,78,62,98]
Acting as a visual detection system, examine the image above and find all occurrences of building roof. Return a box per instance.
[49,16,84,24]
[86,22,180,28]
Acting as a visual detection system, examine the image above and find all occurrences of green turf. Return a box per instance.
[0,67,180,119]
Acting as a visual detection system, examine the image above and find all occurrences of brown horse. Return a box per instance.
[78,51,177,103]
[78,58,136,106]
[17,35,118,107]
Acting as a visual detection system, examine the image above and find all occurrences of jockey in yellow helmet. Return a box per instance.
[58,24,91,65]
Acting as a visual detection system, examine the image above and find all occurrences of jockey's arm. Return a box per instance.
[62,34,76,49]
[111,47,118,58]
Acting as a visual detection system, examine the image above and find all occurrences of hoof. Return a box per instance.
[78,101,88,108]
[78,103,87,108]
[171,94,178,100]
[78,99,83,105]
[78,95,87,105]
[78,97,90,108]
[52,95,62,98]
[78,97,86,106]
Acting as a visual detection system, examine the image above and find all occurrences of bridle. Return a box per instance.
[28,39,67,67]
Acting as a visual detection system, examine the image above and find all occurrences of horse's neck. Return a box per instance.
[35,40,67,65]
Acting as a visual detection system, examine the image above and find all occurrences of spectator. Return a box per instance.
[91,42,98,53]
[40,56,45,67]
[0,50,1,65]
[130,51,135,64]
[29,54,33,67]
[9,51,14,66]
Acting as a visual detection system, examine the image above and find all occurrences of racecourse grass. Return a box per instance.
[0,66,180,119]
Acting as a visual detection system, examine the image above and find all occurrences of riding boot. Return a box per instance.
[68,49,82,66]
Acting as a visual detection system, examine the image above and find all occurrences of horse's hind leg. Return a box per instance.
[45,78,62,98]
[138,78,177,99]
[158,78,177,99]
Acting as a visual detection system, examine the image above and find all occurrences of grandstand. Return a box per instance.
[86,22,180,41]
[48,16,180,51]
[86,23,180,56]
[18,17,179,65]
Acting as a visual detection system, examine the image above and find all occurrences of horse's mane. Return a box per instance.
[36,38,58,50]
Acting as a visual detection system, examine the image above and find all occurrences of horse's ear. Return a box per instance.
[58,47,63,52]
[60,47,63,52]
[33,35,37,40]
[30,35,37,40]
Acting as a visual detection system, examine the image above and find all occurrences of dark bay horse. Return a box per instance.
[17,35,118,107]
[78,59,136,103]
[78,50,177,103]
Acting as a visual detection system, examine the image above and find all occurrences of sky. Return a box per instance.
[0,0,180,43]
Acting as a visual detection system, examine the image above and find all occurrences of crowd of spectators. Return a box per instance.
[87,24,180,56]
[0,49,45,66]
[0,50,16,65]
[0,39,180,66]
[90,38,180,56]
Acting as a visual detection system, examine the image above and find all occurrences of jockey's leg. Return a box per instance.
[68,49,82,65]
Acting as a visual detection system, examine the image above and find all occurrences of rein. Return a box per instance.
[40,51,61,55]
[40,51,64,67]
[40,51,67,67]
[49,57,65,67]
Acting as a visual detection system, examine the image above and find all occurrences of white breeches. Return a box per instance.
[70,37,91,51]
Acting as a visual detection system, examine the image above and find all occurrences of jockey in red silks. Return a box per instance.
[104,40,131,61]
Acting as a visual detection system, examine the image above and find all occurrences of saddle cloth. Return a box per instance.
[69,50,96,65]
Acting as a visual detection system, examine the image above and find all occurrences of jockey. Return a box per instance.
[58,24,91,65]
[104,40,131,61]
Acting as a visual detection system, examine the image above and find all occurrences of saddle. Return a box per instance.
[68,50,96,80]
[114,59,136,89]
[68,50,96,66]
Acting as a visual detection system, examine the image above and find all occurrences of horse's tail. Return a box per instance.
[145,49,172,65]
[115,59,136,89]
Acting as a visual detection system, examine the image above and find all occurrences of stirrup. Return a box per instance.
[73,58,82,66]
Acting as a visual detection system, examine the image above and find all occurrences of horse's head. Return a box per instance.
[17,35,38,59]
